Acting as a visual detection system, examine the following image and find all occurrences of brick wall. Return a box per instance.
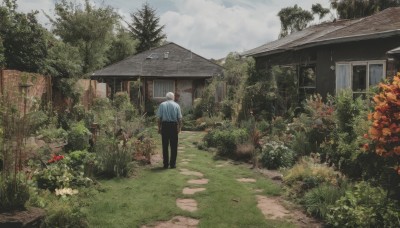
[0,70,51,113]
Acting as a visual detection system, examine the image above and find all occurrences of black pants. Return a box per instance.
[161,122,178,168]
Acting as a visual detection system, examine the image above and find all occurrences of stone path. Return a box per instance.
[142,131,321,228]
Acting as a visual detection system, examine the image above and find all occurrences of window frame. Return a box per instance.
[335,60,386,95]
[153,79,175,98]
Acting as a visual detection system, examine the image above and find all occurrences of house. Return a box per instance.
[91,42,223,110]
[242,7,400,99]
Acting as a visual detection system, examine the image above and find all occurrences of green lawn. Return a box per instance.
[83,130,294,228]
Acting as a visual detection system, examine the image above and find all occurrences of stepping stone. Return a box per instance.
[237,178,256,183]
[215,164,224,168]
[256,195,290,220]
[188,179,208,185]
[254,189,263,193]
[182,159,191,162]
[181,161,189,165]
[141,216,199,228]
[183,187,206,195]
[179,169,204,177]
[178,146,185,150]
[176,198,198,212]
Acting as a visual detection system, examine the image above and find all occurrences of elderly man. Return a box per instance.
[156,92,182,169]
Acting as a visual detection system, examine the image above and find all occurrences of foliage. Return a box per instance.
[133,137,156,162]
[283,157,344,199]
[94,134,133,177]
[33,153,93,191]
[129,2,166,53]
[331,0,400,19]
[40,125,68,143]
[30,190,89,228]
[107,26,138,64]
[66,121,91,151]
[303,183,348,219]
[193,78,219,118]
[203,125,249,156]
[260,140,295,169]
[0,0,48,73]
[49,0,119,73]
[26,110,49,134]
[0,175,30,212]
[311,3,331,19]
[365,74,400,174]
[327,181,400,227]
[278,4,314,38]
[42,40,83,78]
[0,36,4,68]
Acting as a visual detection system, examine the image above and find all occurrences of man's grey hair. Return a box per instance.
[166,92,174,100]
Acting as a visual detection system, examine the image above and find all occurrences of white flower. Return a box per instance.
[55,188,79,196]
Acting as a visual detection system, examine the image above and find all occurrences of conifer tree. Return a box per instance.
[129,3,166,53]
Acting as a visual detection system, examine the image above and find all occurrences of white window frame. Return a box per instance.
[335,60,386,95]
[153,80,175,98]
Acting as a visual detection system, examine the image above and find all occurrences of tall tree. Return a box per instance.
[48,0,119,74]
[0,36,5,68]
[107,26,138,64]
[331,0,400,19]
[312,3,331,19]
[129,3,166,53]
[278,5,314,38]
[0,0,48,73]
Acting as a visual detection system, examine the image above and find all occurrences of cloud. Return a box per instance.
[160,0,330,59]
[12,0,331,59]
[160,0,280,59]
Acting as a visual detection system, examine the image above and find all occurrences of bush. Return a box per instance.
[327,182,400,227]
[38,192,88,228]
[66,121,91,151]
[203,126,248,156]
[39,125,68,143]
[260,141,295,169]
[283,157,343,199]
[303,183,348,219]
[94,135,133,177]
[0,176,30,212]
[27,110,49,134]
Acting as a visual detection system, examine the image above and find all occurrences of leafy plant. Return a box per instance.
[365,73,400,175]
[303,183,348,219]
[0,175,30,212]
[283,157,343,199]
[260,141,295,169]
[66,121,91,151]
[327,181,400,227]
[203,125,248,156]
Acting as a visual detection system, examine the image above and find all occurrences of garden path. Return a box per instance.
[141,131,321,228]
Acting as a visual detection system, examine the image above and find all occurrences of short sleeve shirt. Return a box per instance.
[156,100,182,122]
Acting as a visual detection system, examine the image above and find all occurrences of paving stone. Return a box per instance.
[188,179,209,185]
[141,216,199,228]
[236,178,256,183]
[183,187,206,195]
[176,198,198,212]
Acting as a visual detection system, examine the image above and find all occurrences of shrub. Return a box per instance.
[39,125,68,143]
[66,121,91,151]
[283,157,343,199]
[27,110,49,134]
[260,141,295,169]
[204,126,248,156]
[303,183,348,219]
[94,134,133,177]
[33,153,93,191]
[0,176,30,212]
[327,182,400,227]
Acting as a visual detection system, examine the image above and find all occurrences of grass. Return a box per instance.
[83,129,294,227]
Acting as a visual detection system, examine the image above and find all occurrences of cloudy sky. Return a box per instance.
[16,0,333,59]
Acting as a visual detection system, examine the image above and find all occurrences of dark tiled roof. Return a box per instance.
[243,7,400,57]
[91,42,223,79]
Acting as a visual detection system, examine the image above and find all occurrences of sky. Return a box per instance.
[16,0,333,59]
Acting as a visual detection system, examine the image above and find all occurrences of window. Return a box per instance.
[153,80,174,98]
[336,61,385,95]
[299,65,316,101]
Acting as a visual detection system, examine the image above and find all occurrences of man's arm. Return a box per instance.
[177,118,182,134]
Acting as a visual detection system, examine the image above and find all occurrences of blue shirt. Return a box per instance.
[156,100,182,122]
